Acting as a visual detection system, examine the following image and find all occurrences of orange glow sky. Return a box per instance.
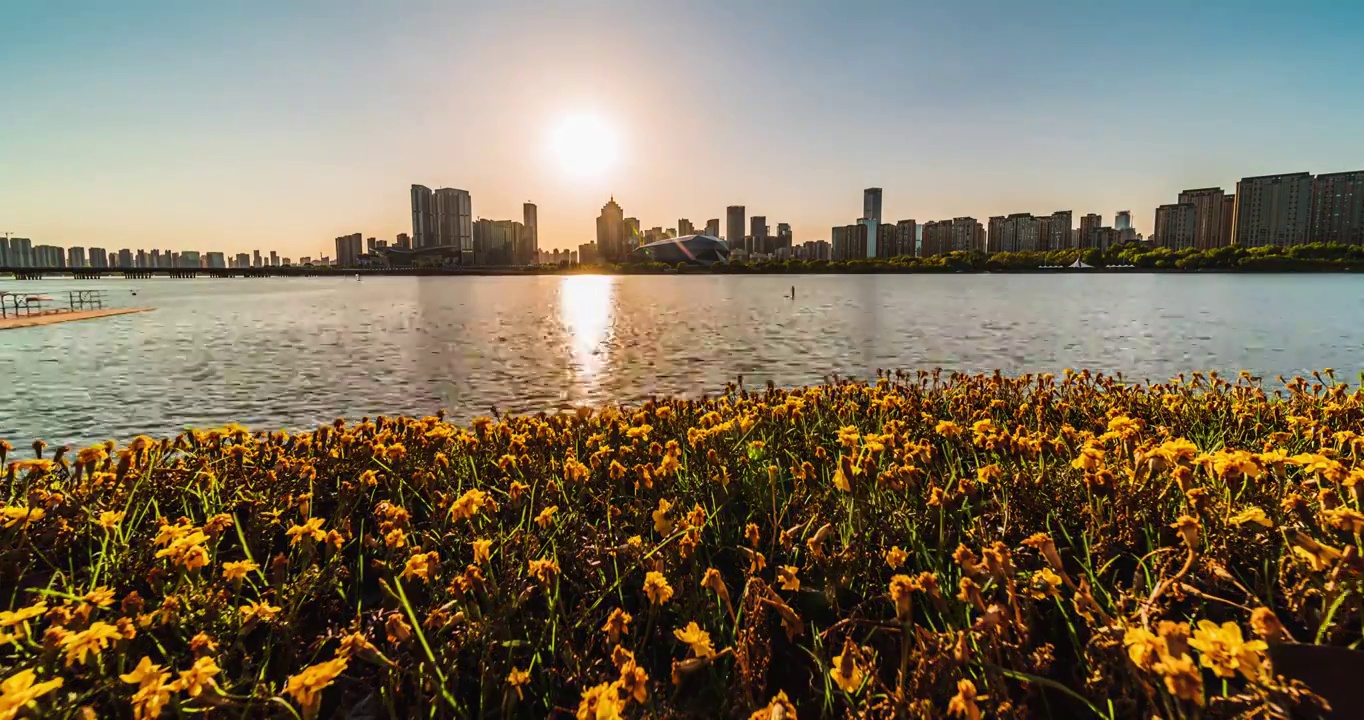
[3,2,1362,257]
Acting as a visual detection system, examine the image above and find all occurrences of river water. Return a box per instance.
[2,273,1362,445]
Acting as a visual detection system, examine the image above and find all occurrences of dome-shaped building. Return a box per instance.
[625,235,731,266]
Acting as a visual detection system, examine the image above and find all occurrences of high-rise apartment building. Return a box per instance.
[987,217,1006,253]
[775,223,793,252]
[1048,211,1073,250]
[951,217,985,253]
[1115,211,1132,231]
[623,218,640,249]
[472,219,525,265]
[1154,203,1197,249]
[863,188,883,226]
[235,252,250,268]
[33,245,65,267]
[1233,172,1314,247]
[725,206,745,251]
[1221,196,1235,246]
[206,252,226,269]
[921,221,953,257]
[704,219,719,238]
[269,250,279,267]
[432,188,473,249]
[116,249,133,268]
[1311,170,1364,245]
[252,250,262,268]
[1078,214,1102,249]
[894,220,917,257]
[831,223,869,261]
[523,202,538,256]
[89,248,108,268]
[335,233,362,267]
[596,197,626,261]
[5,238,33,267]
[67,247,86,268]
[678,218,694,236]
[1177,187,1231,250]
[411,185,435,247]
[136,249,147,268]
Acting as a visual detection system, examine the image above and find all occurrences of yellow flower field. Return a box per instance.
[2,369,1362,718]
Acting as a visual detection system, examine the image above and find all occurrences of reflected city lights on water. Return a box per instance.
[559,274,615,388]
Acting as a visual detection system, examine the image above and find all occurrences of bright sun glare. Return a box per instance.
[549,113,619,179]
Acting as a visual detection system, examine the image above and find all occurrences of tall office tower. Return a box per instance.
[750,216,768,253]
[776,222,793,251]
[863,188,883,226]
[253,250,262,268]
[596,197,626,261]
[726,206,745,251]
[270,250,279,266]
[1233,172,1314,247]
[433,188,472,249]
[623,217,640,249]
[1115,210,1132,230]
[1177,187,1231,250]
[523,202,538,256]
[704,219,719,238]
[1154,203,1197,249]
[411,184,434,247]
[1311,170,1364,245]
[678,218,694,236]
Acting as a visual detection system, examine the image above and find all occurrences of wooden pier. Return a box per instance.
[0,307,151,331]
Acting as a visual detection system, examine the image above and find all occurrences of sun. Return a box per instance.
[549,113,620,179]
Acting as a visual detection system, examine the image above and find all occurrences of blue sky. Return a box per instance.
[3,0,1362,255]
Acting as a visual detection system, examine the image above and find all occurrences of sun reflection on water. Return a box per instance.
[559,275,615,390]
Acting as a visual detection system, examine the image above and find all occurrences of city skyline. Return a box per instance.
[4,2,1364,255]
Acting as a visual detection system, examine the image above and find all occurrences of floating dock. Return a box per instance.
[0,307,151,331]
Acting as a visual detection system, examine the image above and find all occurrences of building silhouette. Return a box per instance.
[863,188,883,226]
[725,206,745,251]
[1311,171,1364,245]
[1233,172,1314,247]
[433,188,472,249]
[1154,203,1197,249]
[335,233,363,268]
[596,197,626,261]
[1176,188,1232,249]
[523,202,538,259]
[411,185,434,247]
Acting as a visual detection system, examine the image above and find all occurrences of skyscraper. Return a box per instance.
[90,248,108,268]
[863,188,883,226]
[68,247,86,268]
[596,197,626,261]
[725,206,745,252]
[1154,203,1197,249]
[623,217,640,249]
[523,202,538,257]
[1233,172,1314,247]
[678,218,694,236]
[433,188,472,249]
[1115,210,1132,231]
[1311,170,1364,245]
[750,216,768,253]
[776,222,793,251]
[1079,214,1102,249]
[704,219,719,238]
[1177,188,1231,250]
[411,184,434,247]
[335,233,363,267]
[253,250,262,268]
[921,221,953,257]
[894,220,917,257]
[987,216,1006,253]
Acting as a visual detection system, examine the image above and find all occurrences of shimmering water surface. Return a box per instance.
[3,273,1363,444]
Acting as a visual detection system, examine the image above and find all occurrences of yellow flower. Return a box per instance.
[61,621,122,666]
[576,681,626,720]
[602,608,632,644]
[1228,506,1273,529]
[285,656,348,719]
[829,639,865,694]
[935,420,962,437]
[177,656,220,698]
[472,538,492,565]
[528,558,560,585]
[286,517,326,545]
[1123,626,1164,671]
[1027,568,1063,600]
[1322,507,1364,533]
[885,546,908,569]
[507,667,531,700]
[449,488,493,522]
[1250,607,1283,642]
[701,567,730,606]
[643,571,674,605]
[777,565,800,592]
[889,574,914,619]
[400,551,440,583]
[383,528,406,548]
[1188,619,1267,681]
[0,669,63,719]
[95,510,125,530]
[1070,445,1104,471]
[744,522,761,548]
[947,679,982,720]
[1151,651,1204,706]
[652,498,674,535]
[535,505,559,529]
[0,506,45,529]
[673,621,716,659]
[240,600,282,623]
[222,559,258,584]
[1170,515,1200,549]
[82,586,116,608]
[748,691,797,720]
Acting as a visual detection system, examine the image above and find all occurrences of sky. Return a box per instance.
[3,0,1364,256]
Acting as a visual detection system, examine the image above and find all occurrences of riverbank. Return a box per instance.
[0,307,150,331]
[1,371,1355,717]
